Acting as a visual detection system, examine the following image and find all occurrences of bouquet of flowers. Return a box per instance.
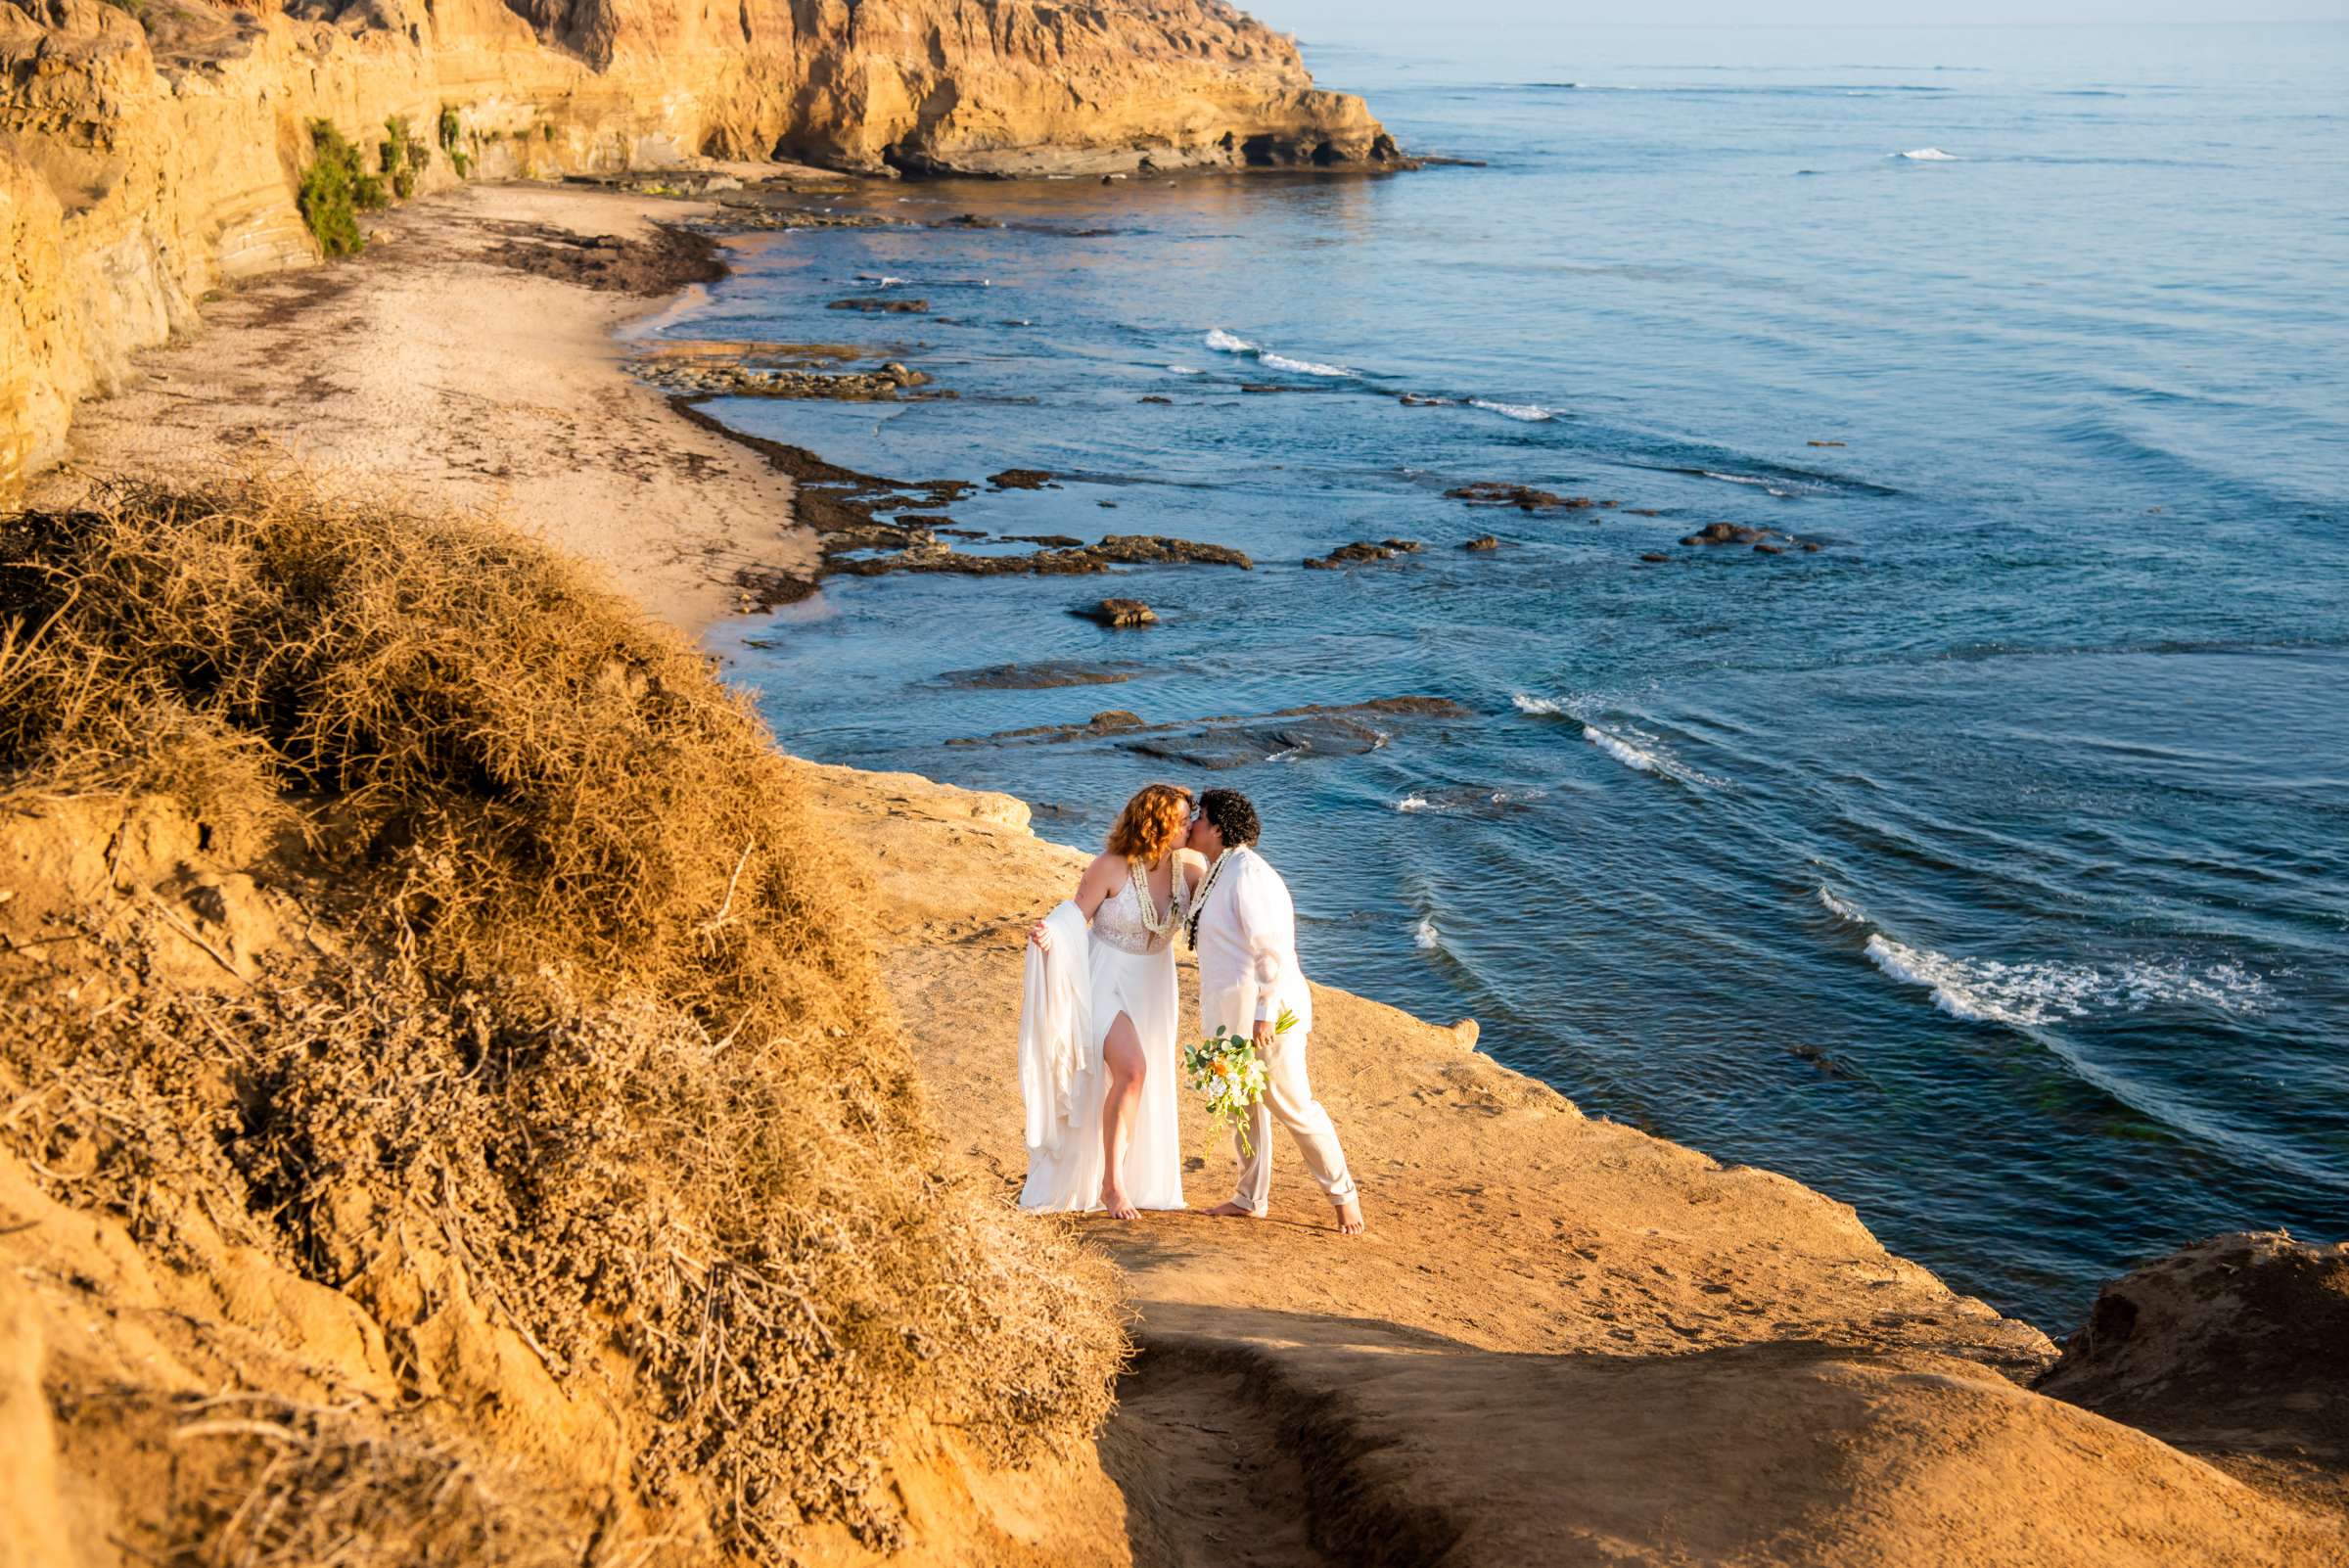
[1181,1007,1296,1155]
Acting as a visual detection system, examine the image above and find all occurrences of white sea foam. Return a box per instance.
[1699,470,1794,497]
[1395,794,1432,812]
[1892,147,1960,161]
[1582,724,1667,775]
[856,273,908,287]
[1166,364,1204,375]
[1469,398,1556,422]
[1414,917,1443,951]
[1864,934,2269,1028]
[1816,885,1866,924]
[1261,351,1356,378]
[1205,329,1353,378]
[1510,692,1568,715]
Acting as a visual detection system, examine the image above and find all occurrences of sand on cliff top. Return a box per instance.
[790,758,2346,1568]
[28,181,818,635]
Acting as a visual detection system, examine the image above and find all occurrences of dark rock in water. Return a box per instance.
[940,662,1135,690]
[1446,482,1593,513]
[1306,540,1399,569]
[1097,500,1119,509]
[1802,540,1824,553]
[1399,392,1451,407]
[1681,521,1782,548]
[1808,438,1847,448]
[1784,1042,1862,1081]
[950,695,1471,761]
[732,566,818,611]
[1139,394,1174,404]
[1074,597,1157,627]
[1090,535,1252,569]
[1754,542,1785,555]
[935,528,989,539]
[1628,508,1662,517]
[634,356,936,401]
[990,468,1058,490]
[1639,552,1671,564]
[1004,533,1083,547]
[1381,538,1423,553]
[827,297,930,313]
[2034,1232,2349,1469]
[1089,711,1146,730]
[1127,714,1388,769]
[1462,535,1500,552]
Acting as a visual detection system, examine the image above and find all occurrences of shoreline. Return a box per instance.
[27,180,822,638]
[24,174,2344,1566]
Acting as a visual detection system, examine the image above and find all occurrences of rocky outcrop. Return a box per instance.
[2036,1232,2349,1474]
[0,0,1392,501]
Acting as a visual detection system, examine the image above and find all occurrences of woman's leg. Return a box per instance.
[1098,1010,1147,1220]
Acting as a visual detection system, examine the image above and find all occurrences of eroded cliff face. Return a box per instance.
[0,0,1391,500]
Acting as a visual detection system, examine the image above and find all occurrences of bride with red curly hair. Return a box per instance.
[1019,782,1195,1218]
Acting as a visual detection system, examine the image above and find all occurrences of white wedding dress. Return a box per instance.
[1018,867,1188,1214]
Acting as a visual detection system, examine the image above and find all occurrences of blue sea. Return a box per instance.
[668,23,2349,1331]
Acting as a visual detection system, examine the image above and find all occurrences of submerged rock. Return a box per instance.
[826,297,930,313]
[949,696,1471,765]
[939,662,1135,689]
[1462,535,1500,552]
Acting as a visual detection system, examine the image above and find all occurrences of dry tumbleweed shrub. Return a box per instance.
[0,474,1124,1559]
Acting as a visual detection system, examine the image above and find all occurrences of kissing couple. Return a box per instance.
[1017,784,1364,1233]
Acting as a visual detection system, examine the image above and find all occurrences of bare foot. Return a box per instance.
[1205,1200,1264,1219]
[1102,1186,1140,1221]
[1334,1196,1365,1235]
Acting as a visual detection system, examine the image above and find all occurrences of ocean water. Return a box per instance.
[669,23,2349,1330]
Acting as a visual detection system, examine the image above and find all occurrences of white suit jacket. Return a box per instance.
[1195,847,1313,1038]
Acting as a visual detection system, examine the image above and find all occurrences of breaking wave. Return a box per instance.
[1206,329,1355,378]
[1863,934,2269,1028]
[1891,147,1960,161]
[1469,398,1557,422]
[1816,885,1866,924]
[1414,916,1443,951]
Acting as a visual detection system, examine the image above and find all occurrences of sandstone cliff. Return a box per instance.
[0,0,1391,501]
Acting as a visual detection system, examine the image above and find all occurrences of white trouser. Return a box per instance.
[1233,1028,1356,1213]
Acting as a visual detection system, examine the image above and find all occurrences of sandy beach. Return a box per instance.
[18,174,2344,1568]
[28,181,820,636]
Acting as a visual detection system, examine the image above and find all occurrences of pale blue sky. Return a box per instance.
[1249,2,2347,35]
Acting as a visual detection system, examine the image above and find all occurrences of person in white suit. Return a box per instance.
[1181,789,1363,1234]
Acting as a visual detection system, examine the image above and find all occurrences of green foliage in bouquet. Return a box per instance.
[1181,1007,1295,1155]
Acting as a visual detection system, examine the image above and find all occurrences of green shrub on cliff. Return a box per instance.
[379,116,428,201]
[297,120,385,257]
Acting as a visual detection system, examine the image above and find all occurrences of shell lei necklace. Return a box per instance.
[1128,855,1180,937]
[1185,849,1234,950]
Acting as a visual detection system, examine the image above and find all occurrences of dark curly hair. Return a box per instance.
[1197,788,1260,850]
